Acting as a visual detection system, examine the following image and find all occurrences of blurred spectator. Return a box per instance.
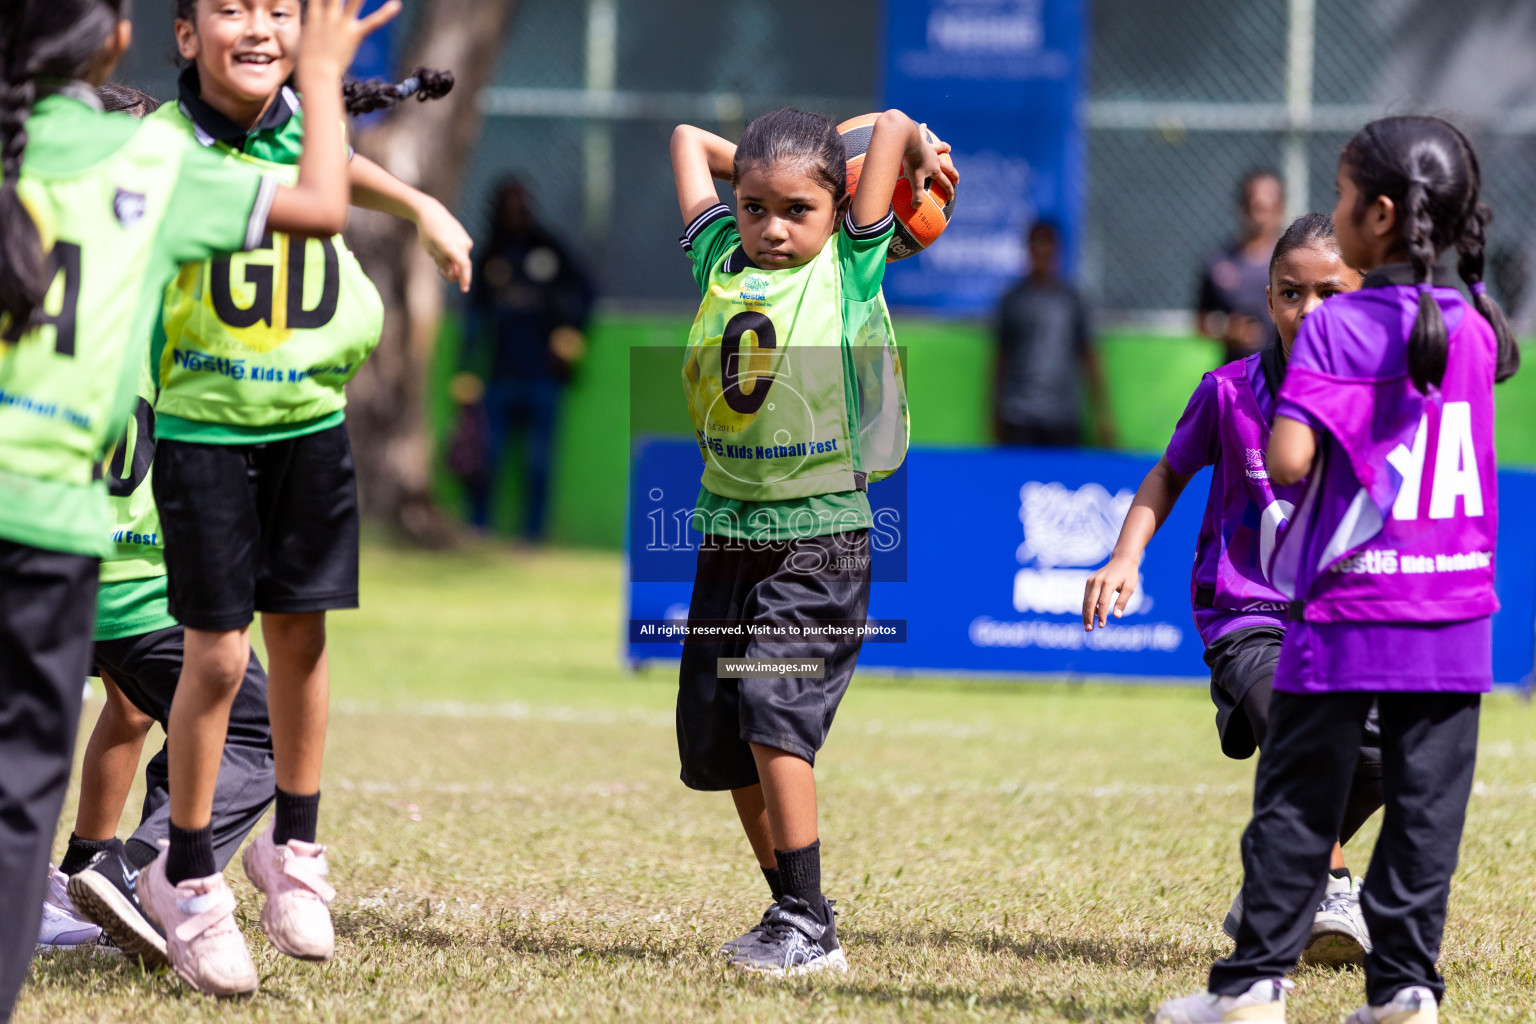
[1197,170,1285,362]
[992,222,1116,448]
[455,178,595,539]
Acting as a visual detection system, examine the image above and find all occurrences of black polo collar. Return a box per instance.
[1361,262,1456,290]
[176,65,300,148]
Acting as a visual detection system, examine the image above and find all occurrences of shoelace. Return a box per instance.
[1317,891,1357,917]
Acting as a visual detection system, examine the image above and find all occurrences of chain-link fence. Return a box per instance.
[113,0,1536,323]
[1085,0,1536,328]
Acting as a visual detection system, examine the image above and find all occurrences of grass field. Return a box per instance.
[17,544,1536,1023]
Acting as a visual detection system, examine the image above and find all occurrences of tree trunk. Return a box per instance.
[344,0,519,545]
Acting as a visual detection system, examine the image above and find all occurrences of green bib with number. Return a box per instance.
[100,353,164,582]
[149,103,384,431]
[682,231,908,502]
[0,115,194,556]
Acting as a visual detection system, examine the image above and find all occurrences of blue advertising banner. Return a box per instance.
[878,0,1087,314]
[627,439,1536,686]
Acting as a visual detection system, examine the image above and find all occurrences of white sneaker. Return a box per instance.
[1155,979,1292,1023]
[36,865,104,953]
[1304,874,1371,967]
[1344,986,1438,1024]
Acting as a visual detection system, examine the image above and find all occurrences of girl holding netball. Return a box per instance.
[1085,214,1381,966]
[0,0,392,1014]
[670,109,955,973]
[1157,116,1517,1024]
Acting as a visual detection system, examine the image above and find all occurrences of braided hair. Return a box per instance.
[343,67,454,116]
[0,0,122,329]
[1342,116,1519,391]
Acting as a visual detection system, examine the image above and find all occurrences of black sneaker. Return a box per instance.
[717,901,779,958]
[728,896,847,975]
[67,848,168,969]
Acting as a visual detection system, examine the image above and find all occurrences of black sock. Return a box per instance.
[274,788,321,845]
[166,824,215,885]
[59,834,121,877]
[774,840,822,908]
[1329,866,1352,882]
[761,865,784,902]
[124,839,159,871]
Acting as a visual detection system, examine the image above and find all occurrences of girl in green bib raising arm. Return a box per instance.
[669,109,956,975]
[142,0,472,998]
[0,0,394,1013]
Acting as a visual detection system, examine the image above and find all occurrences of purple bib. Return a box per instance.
[1270,280,1500,625]
[1165,352,1303,645]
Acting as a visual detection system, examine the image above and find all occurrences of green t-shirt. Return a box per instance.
[95,575,177,642]
[0,88,272,557]
[679,204,907,540]
[149,94,383,445]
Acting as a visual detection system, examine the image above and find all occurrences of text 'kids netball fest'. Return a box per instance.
[2,0,1535,1022]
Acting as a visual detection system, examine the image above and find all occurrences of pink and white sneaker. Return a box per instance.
[242,824,336,961]
[138,849,257,998]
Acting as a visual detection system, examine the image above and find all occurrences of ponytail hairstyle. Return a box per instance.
[1341,116,1518,391]
[1268,211,1343,282]
[343,67,454,116]
[0,0,122,330]
[732,108,847,208]
[99,81,161,118]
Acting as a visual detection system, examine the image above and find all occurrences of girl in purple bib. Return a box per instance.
[1158,117,1519,1024]
[1087,214,1379,965]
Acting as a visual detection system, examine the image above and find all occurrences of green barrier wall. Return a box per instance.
[429,314,1536,548]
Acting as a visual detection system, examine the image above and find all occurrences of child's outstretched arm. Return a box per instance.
[671,125,736,224]
[267,0,401,238]
[851,109,959,229]
[1267,416,1316,486]
[349,155,474,292]
[1082,456,1194,630]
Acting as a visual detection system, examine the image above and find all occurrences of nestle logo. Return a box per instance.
[1011,480,1148,617]
[1016,480,1133,568]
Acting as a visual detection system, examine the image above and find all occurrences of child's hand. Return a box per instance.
[416,199,474,293]
[1082,554,1139,631]
[902,124,958,210]
[301,0,402,75]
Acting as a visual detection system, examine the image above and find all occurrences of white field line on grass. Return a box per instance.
[332,699,1536,758]
[327,774,1536,803]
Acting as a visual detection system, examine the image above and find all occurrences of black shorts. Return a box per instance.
[94,625,272,745]
[153,423,360,631]
[1204,624,1284,760]
[1205,624,1383,761]
[677,530,871,791]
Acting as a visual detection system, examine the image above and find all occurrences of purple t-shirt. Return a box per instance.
[1165,352,1302,645]
[1269,269,1498,694]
